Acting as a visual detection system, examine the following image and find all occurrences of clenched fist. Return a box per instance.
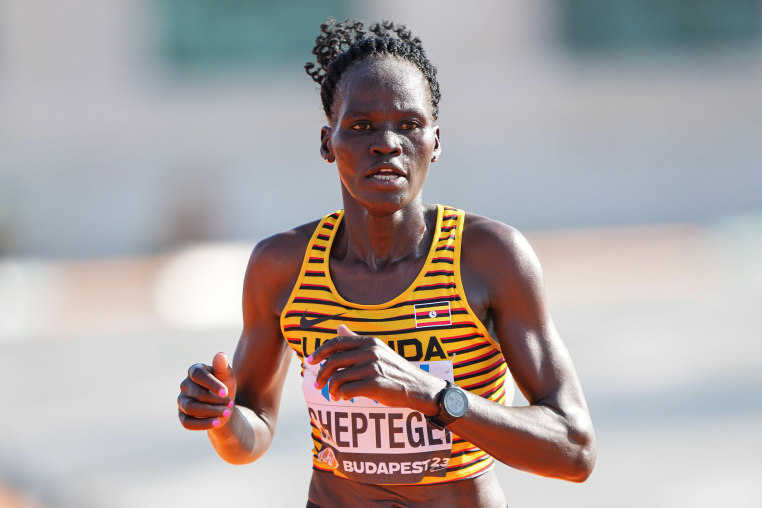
[178,352,237,430]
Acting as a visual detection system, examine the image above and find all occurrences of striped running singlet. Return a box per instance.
[280,205,513,485]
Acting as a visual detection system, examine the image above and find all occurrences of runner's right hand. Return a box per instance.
[178,352,237,430]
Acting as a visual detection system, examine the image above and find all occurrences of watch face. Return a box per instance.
[443,387,468,417]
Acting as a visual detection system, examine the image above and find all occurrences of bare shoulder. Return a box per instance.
[461,212,543,288]
[248,219,319,274]
[243,219,321,316]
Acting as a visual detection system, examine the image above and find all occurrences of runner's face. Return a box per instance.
[321,57,440,216]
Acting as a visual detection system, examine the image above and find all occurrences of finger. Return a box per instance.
[309,334,374,364]
[306,324,360,365]
[330,368,429,407]
[324,362,379,400]
[212,352,235,398]
[178,411,227,431]
[179,377,228,404]
[337,324,358,336]
[332,377,389,402]
[188,361,229,399]
[177,394,235,419]
[315,347,378,388]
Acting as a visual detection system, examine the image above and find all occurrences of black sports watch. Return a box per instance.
[426,381,469,430]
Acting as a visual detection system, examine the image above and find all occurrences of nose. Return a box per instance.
[370,128,402,156]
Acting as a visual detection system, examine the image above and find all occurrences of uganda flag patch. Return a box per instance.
[414,301,452,328]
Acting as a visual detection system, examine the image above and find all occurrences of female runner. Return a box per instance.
[177,19,596,507]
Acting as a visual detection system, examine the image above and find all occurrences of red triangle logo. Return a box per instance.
[317,446,338,469]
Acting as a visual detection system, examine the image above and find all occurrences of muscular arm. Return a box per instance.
[449,214,596,481]
[205,226,312,464]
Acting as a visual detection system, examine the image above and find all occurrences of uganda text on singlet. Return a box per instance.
[280,205,513,485]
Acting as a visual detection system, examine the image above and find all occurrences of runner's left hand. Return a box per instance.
[308,324,446,413]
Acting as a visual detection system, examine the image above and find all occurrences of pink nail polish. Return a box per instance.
[212,419,220,427]
[307,354,314,363]
[223,409,231,418]
[227,400,234,408]
[218,388,228,398]
[314,381,319,389]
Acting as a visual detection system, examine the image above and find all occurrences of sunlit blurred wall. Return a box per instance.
[1,0,761,258]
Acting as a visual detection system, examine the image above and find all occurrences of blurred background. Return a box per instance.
[1,1,761,506]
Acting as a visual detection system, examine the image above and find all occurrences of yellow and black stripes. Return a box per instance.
[280,205,511,485]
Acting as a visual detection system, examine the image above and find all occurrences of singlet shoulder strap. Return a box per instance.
[280,211,343,335]
[451,207,502,351]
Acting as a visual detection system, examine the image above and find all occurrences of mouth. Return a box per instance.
[367,164,405,182]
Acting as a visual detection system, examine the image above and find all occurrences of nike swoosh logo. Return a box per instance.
[299,310,346,329]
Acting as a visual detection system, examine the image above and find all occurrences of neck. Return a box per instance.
[336,191,431,270]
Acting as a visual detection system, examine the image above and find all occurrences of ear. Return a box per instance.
[320,126,335,163]
[430,126,441,162]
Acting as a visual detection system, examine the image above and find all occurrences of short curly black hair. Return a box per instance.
[305,18,441,120]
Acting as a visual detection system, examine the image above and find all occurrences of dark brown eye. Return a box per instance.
[351,122,371,131]
[400,121,420,130]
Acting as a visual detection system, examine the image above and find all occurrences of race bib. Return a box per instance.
[303,360,454,484]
